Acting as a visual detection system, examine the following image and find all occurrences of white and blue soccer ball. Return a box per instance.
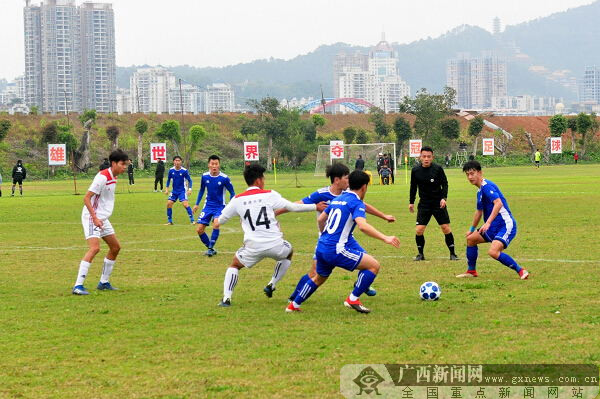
[419,281,441,301]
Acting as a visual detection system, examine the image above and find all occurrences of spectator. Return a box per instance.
[154,159,165,192]
[380,164,391,185]
[574,152,579,164]
[445,153,451,167]
[127,159,135,185]
[355,155,365,170]
[0,171,3,197]
[387,153,395,184]
[99,158,110,171]
[376,153,384,175]
[11,160,27,196]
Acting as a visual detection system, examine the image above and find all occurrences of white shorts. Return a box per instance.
[235,240,292,268]
[82,214,115,240]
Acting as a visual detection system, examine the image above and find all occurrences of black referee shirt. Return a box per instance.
[409,163,448,207]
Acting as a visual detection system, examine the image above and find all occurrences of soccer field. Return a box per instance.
[1,165,599,398]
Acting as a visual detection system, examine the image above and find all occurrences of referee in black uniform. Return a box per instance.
[409,146,458,261]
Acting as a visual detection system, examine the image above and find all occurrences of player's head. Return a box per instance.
[173,155,182,168]
[208,155,220,174]
[358,155,362,159]
[348,170,370,199]
[420,146,434,167]
[109,149,129,175]
[462,160,483,186]
[16,159,22,166]
[244,163,266,188]
[326,163,350,189]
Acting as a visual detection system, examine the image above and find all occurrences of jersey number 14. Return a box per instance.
[243,206,271,231]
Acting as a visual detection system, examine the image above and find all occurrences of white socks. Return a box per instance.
[223,267,239,300]
[268,259,291,288]
[100,258,116,283]
[75,260,91,286]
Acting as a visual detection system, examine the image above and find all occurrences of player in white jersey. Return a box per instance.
[72,149,128,295]
[213,164,327,307]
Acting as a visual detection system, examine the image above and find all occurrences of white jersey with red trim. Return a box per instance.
[218,186,315,248]
[82,168,117,220]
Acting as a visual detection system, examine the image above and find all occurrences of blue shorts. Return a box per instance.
[197,206,224,225]
[315,242,366,277]
[482,221,517,248]
[168,191,188,202]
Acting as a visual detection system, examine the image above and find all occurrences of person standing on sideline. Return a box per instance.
[165,156,194,225]
[154,159,165,192]
[409,146,459,261]
[387,153,395,184]
[445,153,451,168]
[127,159,135,185]
[574,152,579,164]
[0,171,3,197]
[534,149,541,168]
[11,160,26,196]
[355,155,365,171]
[73,149,129,295]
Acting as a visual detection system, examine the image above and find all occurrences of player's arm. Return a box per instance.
[317,207,330,233]
[364,202,395,223]
[274,200,303,216]
[185,171,192,193]
[440,167,448,208]
[282,199,318,213]
[213,200,237,229]
[83,191,103,228]
[165,170,172,194]
[466,210,483,237]
[225,178,235,200]
[479,198,502,234]
[409,168,417,212]
[193,179,206,214]
[355,217,400,248]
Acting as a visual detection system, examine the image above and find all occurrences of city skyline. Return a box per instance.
[0,0,596,80]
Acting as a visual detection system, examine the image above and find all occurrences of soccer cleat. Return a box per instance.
[97,282,118,291]
[263,283,275,298]
[365,286,377,296]
[456,271,478,278]
[164,221,173,225]
[190,221,196,225]
[450,254,460,261]
[285,302,301,312]
[344,296,371,314]
[413,253,426,261]
[72,285,89,295]
[519,269,530,280]
[218,298,231,307]
[206,248,217,257]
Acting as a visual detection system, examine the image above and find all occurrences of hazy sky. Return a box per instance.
[0,0,595,79]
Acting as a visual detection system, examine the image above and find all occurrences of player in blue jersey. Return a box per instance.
[277,163,396,301]
[192,155,235,256]
[457,161,529,280]
[286,170,400,314]
[164,156,194,225]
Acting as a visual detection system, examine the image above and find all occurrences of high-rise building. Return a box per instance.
[23,0,116,113]
[204,83,235,114]
[129,67,176,114]
[493,17,502,35]
[581,66,600,104]
[333,34,410,113]
[447,53,507,109]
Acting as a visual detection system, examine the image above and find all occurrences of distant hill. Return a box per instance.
[116,1,600,103]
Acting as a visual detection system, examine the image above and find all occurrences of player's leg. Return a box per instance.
[344,253,380,313]
[415,223,428,261]
[264,241,293,297]
[98,232,121,290]
[287,255,330,312]
[457,231,486,278]
[220,254,246,307]
[18,181,23,195]
[209,208,224,253]
[166,199,174,224]
[288,256,317,302]
[74,237,101,295]
[154,177,158,192]
[195,220,211,252]
[488,230,528,279]
[181,199,194,223]
[434,205,458,260]
[11,180,16,196]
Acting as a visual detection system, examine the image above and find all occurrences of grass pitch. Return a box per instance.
[0,165,599,398]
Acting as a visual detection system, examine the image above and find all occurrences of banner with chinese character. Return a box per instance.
[150,143,167,163]
[409,140,422,158]
[48,144,67,166]
[482,138,495,156]
[550,137,562,154]
[330,140,344,159]
[244,142,260,161]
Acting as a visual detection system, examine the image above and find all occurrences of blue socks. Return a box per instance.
[497,252,522,273]
[294,278,318,305]
[167,208,173,222]
[289,274,310,302]
[466,246,478,271]
[351,270,376,298]
[199,233,210,248]
[210,229,220,248]
[185,206,194,221]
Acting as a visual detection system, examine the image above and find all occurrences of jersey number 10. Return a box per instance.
[324,208,342,234]
[243,206,271,231]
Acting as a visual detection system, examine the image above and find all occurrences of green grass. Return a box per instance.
[0,165,599,398]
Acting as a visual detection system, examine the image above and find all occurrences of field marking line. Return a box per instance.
[1,245,598,264]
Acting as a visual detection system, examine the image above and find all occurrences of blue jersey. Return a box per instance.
[196,172,235,208]
[166,167,192,193]
[302,186,337,206]
[477,179,514,229]
[317,191,366,250]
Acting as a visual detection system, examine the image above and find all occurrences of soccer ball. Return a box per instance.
[419,281,441,301]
